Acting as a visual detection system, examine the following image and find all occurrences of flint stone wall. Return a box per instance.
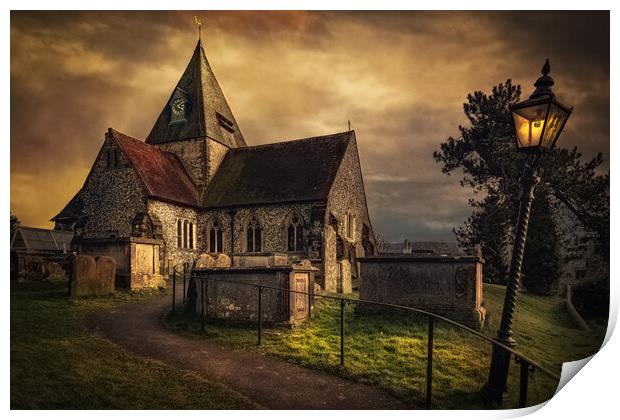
[148,200,200,269]
[358,255,486,329]
[71,255,116,297]
[156,138,207,191]
[81,135,147,239]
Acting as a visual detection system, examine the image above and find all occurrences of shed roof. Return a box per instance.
[203,131,353,208]
[11,226,73,252]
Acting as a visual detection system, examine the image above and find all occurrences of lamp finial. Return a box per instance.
[531,59,555,98]
[542,58,550,76]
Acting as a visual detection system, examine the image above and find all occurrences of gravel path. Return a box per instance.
[88,290,414,410]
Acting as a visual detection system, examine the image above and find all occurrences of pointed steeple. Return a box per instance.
[146,40,246,147]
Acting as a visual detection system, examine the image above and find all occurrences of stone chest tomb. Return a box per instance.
[358,254,486,329]
[192,258,318,325]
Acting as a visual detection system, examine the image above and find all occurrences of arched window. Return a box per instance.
[287,215,304,252]
[177,220,182,247]
[209,220,223,253]
[246,216,262,253]
[346,211,356,241]
[189,222,194,249]
[183,220,188,248]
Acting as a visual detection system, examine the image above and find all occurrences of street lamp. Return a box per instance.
[482,59,573,405]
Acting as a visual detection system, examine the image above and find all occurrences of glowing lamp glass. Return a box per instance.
[511,96,571,152]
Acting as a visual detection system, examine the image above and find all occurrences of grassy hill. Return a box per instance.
[167,283,607,409]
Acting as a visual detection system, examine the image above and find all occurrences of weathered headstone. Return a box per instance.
[44,262,67,283]
[213,253,231,268]
[71,255,116,297]
[339,260,352,294]
[195,253,216,269]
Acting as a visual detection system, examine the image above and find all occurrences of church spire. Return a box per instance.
[146,36,246,147]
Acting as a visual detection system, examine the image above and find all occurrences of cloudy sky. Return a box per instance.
[10,11,609,241]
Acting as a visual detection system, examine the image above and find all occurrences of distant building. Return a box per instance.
[554,204,601,290]
[383,239,468,257]
[10,226,73,281]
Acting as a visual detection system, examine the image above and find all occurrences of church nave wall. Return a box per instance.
[148,200,200,268]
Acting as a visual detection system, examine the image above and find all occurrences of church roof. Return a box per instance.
[146,40,246,148]
[111,129,201,207]
[203,131,354,208]
[51,187,84,221]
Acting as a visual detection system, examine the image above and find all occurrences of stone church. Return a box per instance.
[52,39,376,292]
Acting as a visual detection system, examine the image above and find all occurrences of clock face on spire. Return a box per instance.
[170,97,186,123]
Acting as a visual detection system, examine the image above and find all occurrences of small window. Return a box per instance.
[189,222,194,249]
[177,220,182,247]
[217,113,236,145]
[345,212,355,240]
[209,220,223,253]
[287,215,304,252]
[183,220,188,249]
[246,216,262,253]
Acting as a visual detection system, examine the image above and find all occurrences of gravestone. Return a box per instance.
[44,262,67,283]
[214,253,231,268]
[195,253,216,269]
[339,260,352,293]
[71,255,116,297]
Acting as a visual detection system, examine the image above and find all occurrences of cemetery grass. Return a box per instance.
[166,283,606,409]
[10,281,257,409]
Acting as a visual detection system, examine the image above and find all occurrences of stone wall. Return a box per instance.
[156,138,207,191]
[81,135,147,239]
[358,255,486,329]
[148,200,201,269]
[326,137,375,255]
[206,139,230,184]
[203,204,315,255]
[324,225,338,292]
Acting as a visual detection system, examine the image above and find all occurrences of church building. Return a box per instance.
[52,38,376,292]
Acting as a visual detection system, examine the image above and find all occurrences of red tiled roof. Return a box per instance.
[110,129,200,207]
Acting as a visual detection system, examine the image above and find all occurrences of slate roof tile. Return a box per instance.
[203,131,353,208]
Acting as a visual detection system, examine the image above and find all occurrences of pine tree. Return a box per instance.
[433,80,608,294]
[521,188,561,294]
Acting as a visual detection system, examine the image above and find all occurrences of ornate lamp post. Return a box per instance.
[483,59,573,404]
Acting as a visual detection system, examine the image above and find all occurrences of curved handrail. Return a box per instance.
[190,272,560,382]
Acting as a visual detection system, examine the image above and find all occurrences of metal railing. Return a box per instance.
[169,267,561,409]
[169,262,191,313]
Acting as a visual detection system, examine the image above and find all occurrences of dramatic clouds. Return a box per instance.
[10,11,609,241]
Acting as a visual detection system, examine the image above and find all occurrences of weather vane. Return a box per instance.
[348,120,351,131]
[194,16,203,40]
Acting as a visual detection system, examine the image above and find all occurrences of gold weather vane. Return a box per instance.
[194,16,203,40]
